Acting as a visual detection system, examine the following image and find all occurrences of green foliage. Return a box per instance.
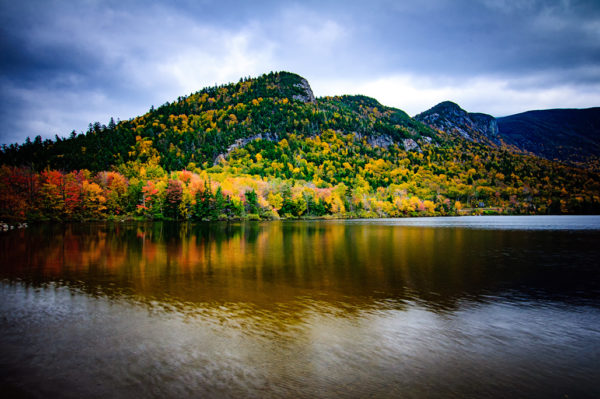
[0,71,440,174]
[193,181,212,220]
[244,190,259,214]
[1,71,599,221]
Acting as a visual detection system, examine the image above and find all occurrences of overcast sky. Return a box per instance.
[1,0,599,145]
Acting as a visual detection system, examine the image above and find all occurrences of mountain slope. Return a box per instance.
[497,108,600,170]
[1,71,600,221]
[0,72,438,172]
[414,101,501,146]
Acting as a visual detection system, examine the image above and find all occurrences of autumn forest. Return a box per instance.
[1,72,599,222]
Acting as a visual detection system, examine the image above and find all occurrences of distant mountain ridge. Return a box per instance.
[416,102,600,171]
[497,108,600,170]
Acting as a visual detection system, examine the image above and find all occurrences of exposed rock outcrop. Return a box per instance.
[402,138,422,152]
[415,101,501,145]
[367,134,395,149]
[355,132,427,152]
[292,78,316,103]
[470,113,501,144]
[214,132,278,165]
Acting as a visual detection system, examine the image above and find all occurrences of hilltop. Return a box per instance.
[0,72,437,172]
[415,101,501,146]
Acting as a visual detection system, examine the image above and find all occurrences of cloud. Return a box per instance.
[286,13,346,54]
[312,73,600,117]
[0,77,143,144]
[0,1,281,143]
[1,0,599,144]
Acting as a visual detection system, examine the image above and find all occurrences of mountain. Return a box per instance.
[414,101,501,146]
[1,71,600,222]
[497,108,600,171]
[0,71,438,172]
[416,102,600,172]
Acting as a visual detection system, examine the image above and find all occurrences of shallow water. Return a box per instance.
[1,216,600,398]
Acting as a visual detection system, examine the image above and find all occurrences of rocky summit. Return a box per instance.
[414,101,501,146]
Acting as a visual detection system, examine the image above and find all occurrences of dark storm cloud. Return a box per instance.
[1,0,599,144]
[336,0,600,83]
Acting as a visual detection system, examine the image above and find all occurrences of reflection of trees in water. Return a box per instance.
[1,222,599,311]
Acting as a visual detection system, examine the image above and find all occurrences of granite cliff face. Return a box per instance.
[469,112,500,144]
[292,78,316,103]
[414,101,501,145]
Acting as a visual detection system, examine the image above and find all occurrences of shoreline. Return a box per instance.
[3,213,598,228]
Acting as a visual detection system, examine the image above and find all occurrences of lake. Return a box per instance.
[1,216,600,398]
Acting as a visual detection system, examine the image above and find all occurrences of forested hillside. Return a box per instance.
[415,101,501,146]
[1,72,599,221]
[497,108,600,172]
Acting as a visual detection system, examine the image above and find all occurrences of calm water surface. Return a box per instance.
[1,216,600,398]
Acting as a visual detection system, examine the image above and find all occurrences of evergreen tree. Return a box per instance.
[245,189,259,214]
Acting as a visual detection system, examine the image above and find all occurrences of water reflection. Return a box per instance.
[1,220,599,311]
[2,219,600,398]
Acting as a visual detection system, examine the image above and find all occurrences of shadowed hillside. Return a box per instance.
[497,108,600,171]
